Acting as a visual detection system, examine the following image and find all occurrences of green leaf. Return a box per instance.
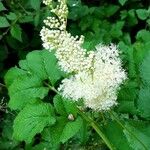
[123,121,150,150]
[118,0,128,6]
[26,50,64,85]
[137,87,150,119]
[103,121,133,150]
[118,80,138,102]
[13,103,56,143]
[119,42,136,78]
[105,5,120,17]
[127,9,138,26]
[5,50,64,110]
[4,67,26,87]
[19,60,30,70]
[60,116,83,143]
[133,42,149,66]
[8,74,49,110]
[136,9,149,20]
[10,24,22,42]
[0,16,10,28]
[19,15,33,23]
[110,21,124,38]
[0,2,6,11]
[6,12,17,20]
[43,116,83,145]
[34,12,40,27]
[136,30,150,43]
[140,52,150,85]
[116,101,137,114]
[42,117,67,146]
[30,0,41,10]
[53,94,78,117]
[31,142,58,150]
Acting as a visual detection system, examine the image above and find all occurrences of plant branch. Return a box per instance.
[0,83,7,88]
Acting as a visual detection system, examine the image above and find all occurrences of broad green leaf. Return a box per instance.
[0,2,6,11]
[10,24,22,42]
[110,21,124,38]
[6,12,17,20]
[123,121,150,150]
[42,117,67,146]
[105,5,120,17]
[137,87,150,119]
[136,30,150,43]
[103,121,133,150]
[31,142,59,150]
[4,67,26,87]
[127,9,138,26]
[60,116,83,143]
[30,0,41,10]
[43,116,83,145]
[0,16,10,28]
[53,94,78,117]
[13,103,56,143]
[53,95,67,116]
[136,9,149,20]
[140,52,150,85]
[116,101,137,115]
[5,50,64,110]
[19,60,30,70]
[133,42,149,66]
[118,80,138,102]
[8,74,49,110]
[76,120,89,144]
[118,42,136,78]
[26,50,64,85]
[118,0,128,6]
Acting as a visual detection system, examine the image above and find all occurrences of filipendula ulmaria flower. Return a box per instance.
[58,44,126,111]
[40,0,127,111]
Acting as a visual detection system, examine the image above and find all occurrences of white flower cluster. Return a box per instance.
[40,0,94,73]
[58,44,126,111]
[41,27,95,73]
[51,0,68,18]
[43,0,52,6]
[41,0,127,111]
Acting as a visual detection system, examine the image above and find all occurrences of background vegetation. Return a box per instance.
[0,0,150,149]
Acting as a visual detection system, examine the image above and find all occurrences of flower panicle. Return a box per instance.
[40,0,127,111]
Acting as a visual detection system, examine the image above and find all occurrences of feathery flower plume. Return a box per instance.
[40,0,127,111]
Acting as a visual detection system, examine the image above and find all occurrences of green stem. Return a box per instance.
[78,109,115,150]
[110,111,148,150]
[0,83,6,88]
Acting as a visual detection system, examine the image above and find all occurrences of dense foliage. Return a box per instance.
[0,0,150,149]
